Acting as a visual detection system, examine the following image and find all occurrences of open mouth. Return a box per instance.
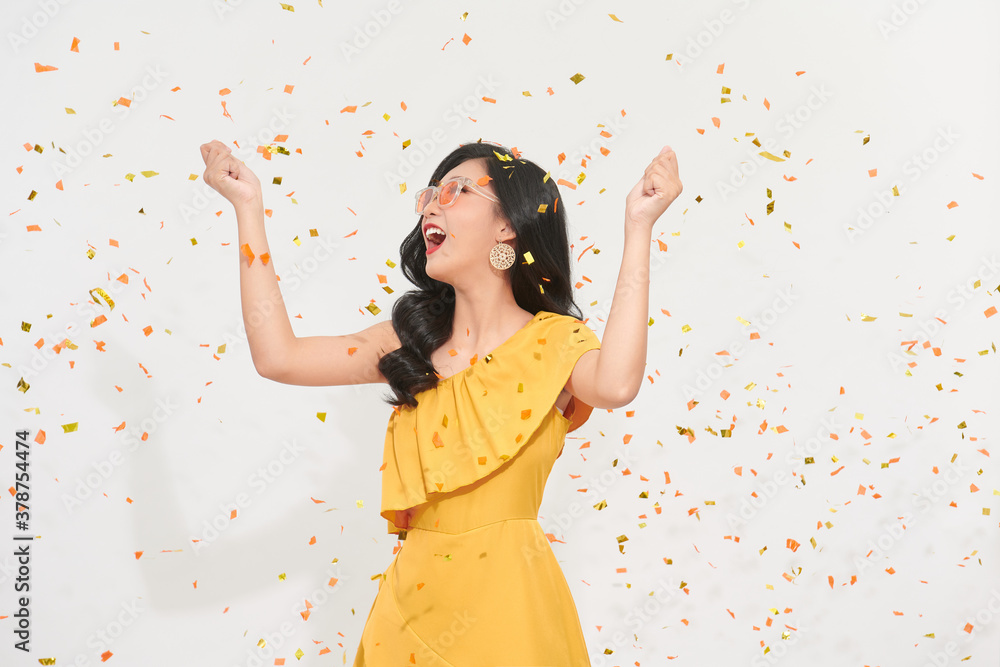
[425,227,446,252]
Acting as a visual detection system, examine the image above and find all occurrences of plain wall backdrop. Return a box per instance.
[1,0,998,665]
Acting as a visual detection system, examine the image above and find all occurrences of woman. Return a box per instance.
[199,138,681,665]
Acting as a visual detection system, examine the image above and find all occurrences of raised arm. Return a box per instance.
[200,139,401,387]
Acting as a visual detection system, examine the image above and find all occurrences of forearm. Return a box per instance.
[596,223,652,403]
[234,196,295,374]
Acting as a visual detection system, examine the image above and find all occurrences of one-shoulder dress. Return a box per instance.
[352,310,602,666]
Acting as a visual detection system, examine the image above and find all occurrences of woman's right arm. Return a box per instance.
[233,197,400,387]
[201,139,399,387]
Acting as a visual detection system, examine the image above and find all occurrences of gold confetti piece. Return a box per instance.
[278,573,286,581]
[609,13,623,21]
[140,170,159,178]
[570,73,585,84]
[356,499,364,508]
[594,500,607,510]
[280,3,294,10]
[89,287,115,310]
[860,314,877,321]
[317,412,326,422]
[537,204,548,213]
[257,638,267,648]
[62,422,78,433]
[399,182,407,194]
[681,324,692,333]
[523,251,534,264]
[272,176,282,185]
[758,151,785,162]
[402,139,411,149]
[18,378,30,393]
[294,648,304,659]
[665,53,673,60]
[493,150,512,162]
[125,173,135,182]
[736,316,749,326]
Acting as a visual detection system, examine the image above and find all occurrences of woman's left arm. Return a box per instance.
[595,145,683,404]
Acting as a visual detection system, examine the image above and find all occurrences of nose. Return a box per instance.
[421,191,443,216]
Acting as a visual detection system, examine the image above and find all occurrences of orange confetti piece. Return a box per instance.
[240,243,255,266]
[101,651,112,662]
[134,551,143,559]
[946,200,958,209]
[340,105,357,113]
[984,306,996,318]
[34,63,58,72]
[70,37,80,52]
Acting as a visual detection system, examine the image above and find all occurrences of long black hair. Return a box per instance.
[377,140,585,409]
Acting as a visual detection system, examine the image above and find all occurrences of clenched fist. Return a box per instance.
[199,139,262,207]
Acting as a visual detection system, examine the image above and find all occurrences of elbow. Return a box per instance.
[612,382,640,409]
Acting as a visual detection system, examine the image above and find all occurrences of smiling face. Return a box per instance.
[420,158,515,283]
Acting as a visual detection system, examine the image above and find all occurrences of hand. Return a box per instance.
[624,145,682,231]
[199,139,262,207]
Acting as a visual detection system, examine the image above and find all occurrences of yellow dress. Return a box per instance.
[353,310,602,666]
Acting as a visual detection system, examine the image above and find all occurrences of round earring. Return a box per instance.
[489,240,515,270]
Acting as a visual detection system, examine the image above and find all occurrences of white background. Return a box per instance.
[1,0,998,665]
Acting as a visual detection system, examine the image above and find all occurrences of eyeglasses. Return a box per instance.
[414,176,500,215]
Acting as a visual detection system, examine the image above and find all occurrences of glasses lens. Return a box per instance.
[416,188,433,212]
[439,180,461,207]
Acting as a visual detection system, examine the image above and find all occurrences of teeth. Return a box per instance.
[425,228,446,244]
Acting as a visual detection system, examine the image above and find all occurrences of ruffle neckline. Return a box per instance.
[379,311,602,535]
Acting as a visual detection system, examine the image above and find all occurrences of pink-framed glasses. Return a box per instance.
[414,176,500,215]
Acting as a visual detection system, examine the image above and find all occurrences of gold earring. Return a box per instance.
[489,240,515,270]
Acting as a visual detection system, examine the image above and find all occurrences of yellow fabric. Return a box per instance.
[353,310,601,666]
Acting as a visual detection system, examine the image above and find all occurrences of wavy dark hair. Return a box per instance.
[377,140,585,409]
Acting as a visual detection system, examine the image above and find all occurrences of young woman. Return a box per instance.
[199,138,681,665]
